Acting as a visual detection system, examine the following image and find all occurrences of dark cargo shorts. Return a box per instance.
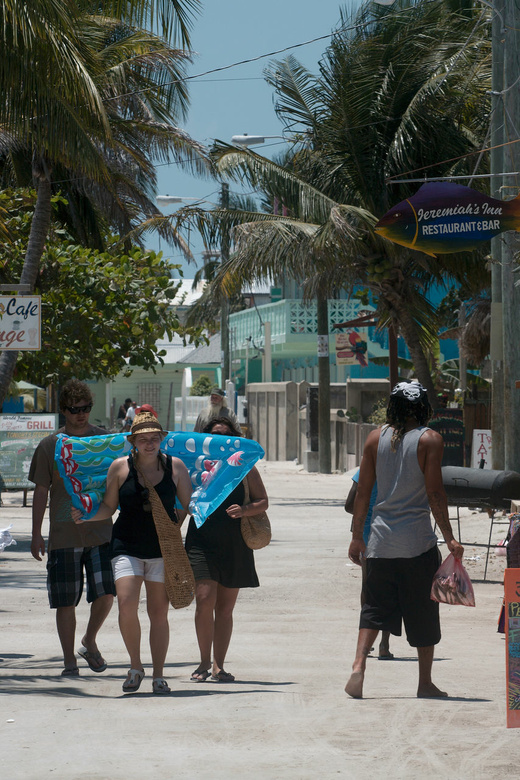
[46,543,116,608]
[360,545,442,647]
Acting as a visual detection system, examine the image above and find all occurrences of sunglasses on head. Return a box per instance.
[65,404,92,415]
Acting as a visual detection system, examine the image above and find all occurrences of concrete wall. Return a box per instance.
[247,380,377,470]
[246,382,303,461]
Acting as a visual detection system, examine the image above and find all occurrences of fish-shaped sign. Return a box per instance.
[375,182,520,256]
[55,431,264,528]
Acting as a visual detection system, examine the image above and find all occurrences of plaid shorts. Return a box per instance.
[46,544,116,608]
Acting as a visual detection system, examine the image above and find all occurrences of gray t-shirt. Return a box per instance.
[366,425,437,559]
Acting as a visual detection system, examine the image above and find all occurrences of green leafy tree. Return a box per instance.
[0,0,208,404]
[1,189,204,385]
[189,375,213,396]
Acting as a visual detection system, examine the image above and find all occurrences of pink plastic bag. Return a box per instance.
[430,553,475,607]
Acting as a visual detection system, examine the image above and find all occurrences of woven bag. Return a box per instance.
[136,465,195,609]
[241,475,271,550]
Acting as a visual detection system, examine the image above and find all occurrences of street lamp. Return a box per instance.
[229,132,331,472]
[155,195,198,206]
[231,134,287,147]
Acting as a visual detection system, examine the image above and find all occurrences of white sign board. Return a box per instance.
[0,414,57,489]
[471,428,492,469]
[0,296,41,350]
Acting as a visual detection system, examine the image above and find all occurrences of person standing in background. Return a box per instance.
[194,388,240,433]
[345,469,393,660]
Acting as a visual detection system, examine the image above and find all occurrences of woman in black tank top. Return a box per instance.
[73,412,193,695]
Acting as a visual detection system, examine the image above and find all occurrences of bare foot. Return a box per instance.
[345,671,364,698]
[417,682,448,698]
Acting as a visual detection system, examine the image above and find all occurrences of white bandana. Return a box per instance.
[391,381,426,401]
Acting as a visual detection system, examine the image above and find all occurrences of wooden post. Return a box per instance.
[317,295,331,474]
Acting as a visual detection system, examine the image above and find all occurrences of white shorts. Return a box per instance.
[112,555,164,583]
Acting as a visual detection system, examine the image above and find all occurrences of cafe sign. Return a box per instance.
[0,295,41,350]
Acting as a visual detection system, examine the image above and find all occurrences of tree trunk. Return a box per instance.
[0,173,53,408]
[384,293,437,406]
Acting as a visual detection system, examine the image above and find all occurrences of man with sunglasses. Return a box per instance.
[29,379,115,677]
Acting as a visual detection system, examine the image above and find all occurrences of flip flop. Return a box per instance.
[61,666,79,677]
[152,678,171,694]
[210,670,235,682]
[122,668,145,693]
[77,646,107,673]
[378,652,395,660]
[190,669,211,682]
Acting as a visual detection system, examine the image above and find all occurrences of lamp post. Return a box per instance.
[156,185,231,385]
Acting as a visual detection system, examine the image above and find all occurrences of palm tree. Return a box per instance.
[0,0,208,404]
[195,0,491,404]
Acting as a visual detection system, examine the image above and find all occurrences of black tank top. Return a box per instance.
[111,453,177,559]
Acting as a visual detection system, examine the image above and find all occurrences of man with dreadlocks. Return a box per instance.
[344,381,463,699]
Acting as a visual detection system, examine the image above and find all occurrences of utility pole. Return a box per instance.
[490,0,505,468]
[501,0,520,470]
[317,294,331,474]
[220,182,230,383]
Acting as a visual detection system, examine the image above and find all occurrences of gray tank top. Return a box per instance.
[366,425,437,559]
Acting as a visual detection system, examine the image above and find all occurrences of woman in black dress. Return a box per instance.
[186,417,268,682]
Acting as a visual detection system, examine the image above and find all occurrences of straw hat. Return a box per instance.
[128,411,167,442]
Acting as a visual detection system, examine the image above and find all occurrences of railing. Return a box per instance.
[230,299,375,354]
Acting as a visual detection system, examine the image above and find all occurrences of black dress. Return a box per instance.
[111,454,177,559]
[185,481,259,588]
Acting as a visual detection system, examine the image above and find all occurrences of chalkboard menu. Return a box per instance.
[429,408,464,466]
[0,414,58,490]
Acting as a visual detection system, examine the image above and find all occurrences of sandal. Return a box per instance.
[61,666,79,677]
[77,646,107,673]
[122,668,145,693]
[190,669,211,682]
[210,670,235,682]
[152,678,171,695]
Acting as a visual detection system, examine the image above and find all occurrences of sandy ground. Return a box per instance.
[0,462,516,780]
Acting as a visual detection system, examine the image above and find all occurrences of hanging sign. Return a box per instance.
[335,331,368,367]
[375,182,520,256]
[0,296,41,350]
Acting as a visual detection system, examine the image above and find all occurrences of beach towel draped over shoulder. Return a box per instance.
[54,431,264,528]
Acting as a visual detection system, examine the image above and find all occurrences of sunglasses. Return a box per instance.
[141,488,152,513]
[65,404,92,415]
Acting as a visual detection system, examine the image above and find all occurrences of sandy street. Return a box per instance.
[0,462,516,780]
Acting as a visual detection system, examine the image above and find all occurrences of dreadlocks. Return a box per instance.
[386,382,432,452]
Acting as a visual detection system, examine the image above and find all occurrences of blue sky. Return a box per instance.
[152,1,363,274]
